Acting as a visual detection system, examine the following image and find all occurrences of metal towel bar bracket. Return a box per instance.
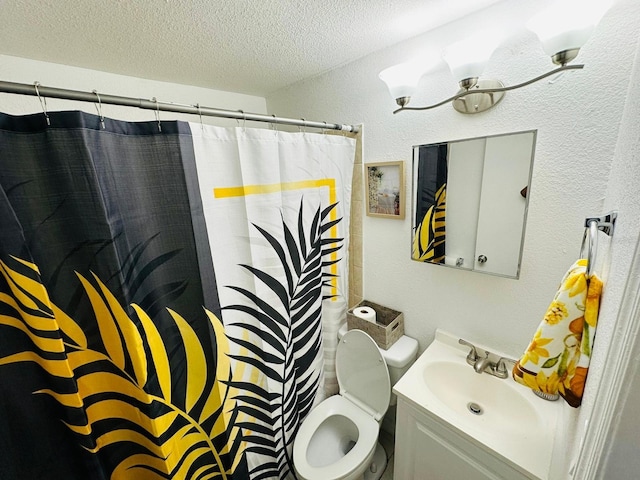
[584,212,617,236]
[581,211,617,277]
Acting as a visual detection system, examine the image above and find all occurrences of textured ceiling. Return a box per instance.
[0,0,504,96]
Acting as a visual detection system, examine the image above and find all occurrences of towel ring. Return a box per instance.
[580,211,618,278]
[580,220,598,278]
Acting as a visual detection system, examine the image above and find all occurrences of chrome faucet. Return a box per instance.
[458,338,478,363]
[473,353,492,374]
[458,338,516,379]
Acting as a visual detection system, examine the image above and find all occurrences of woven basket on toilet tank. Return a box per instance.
[346,300,404,350]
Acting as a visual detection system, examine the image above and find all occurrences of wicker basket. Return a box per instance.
[346,300,404,350]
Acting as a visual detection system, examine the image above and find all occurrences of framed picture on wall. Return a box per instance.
[365,161,405,219]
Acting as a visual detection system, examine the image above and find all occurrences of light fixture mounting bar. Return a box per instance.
[393,64,584,114]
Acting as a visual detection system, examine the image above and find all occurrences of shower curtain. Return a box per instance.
[0,111,355,480]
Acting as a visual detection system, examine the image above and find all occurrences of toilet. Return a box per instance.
[293,328,418,480]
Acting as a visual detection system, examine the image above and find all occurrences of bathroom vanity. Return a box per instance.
[393,330,561,480]
[395,398,537,479]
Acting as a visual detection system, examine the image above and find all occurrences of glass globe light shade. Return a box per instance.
[527,0,613,60]
[443,32,502,85]
[379,62,425,105]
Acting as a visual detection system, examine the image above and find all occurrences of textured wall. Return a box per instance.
[267,0,640,477]
[267,0,638,360]
[588,22,640,479]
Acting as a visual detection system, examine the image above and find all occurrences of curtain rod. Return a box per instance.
[0,80,359,133]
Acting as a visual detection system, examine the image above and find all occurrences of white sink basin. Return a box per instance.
[393,329,561,480]
[422,360,543,438]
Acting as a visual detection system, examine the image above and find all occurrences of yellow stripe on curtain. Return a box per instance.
[214,178,340,296]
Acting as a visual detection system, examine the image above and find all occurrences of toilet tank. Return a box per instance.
[380,335,418,405]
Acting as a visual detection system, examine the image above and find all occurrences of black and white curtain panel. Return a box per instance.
[0,110,355,480]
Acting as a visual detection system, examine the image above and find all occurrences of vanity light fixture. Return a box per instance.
[379,1,613,114]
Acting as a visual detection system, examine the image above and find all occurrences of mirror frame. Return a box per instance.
[411,130,537,278]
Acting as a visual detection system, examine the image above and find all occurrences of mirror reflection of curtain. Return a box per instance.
[413,144,448,263]
[0,111,354,480]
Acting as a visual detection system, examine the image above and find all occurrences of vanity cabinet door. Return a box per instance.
[395,422,499,479]
[394,399,533,480]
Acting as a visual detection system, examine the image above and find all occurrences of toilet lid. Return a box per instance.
[336,330,390,420]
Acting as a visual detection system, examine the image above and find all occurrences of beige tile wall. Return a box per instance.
[327,128,363,308]
[348,130,363,308]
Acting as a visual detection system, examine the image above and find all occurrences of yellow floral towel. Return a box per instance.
[513,259,603,407]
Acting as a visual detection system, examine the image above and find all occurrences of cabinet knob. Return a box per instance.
[477,255,488,264]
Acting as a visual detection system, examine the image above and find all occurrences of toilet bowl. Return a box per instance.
[293,329,391,480]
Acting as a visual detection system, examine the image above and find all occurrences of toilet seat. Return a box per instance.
[293,395,379,480]
[336,330,391,420]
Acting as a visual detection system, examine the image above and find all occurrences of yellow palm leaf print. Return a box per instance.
[168,308,208,413]
[132,304,172,401]
[0,256,245,479]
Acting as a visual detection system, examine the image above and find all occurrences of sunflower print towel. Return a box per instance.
[513,259,603,407]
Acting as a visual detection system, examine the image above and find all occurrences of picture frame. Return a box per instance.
[365,161,405,219]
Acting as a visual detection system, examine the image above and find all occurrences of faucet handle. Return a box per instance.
[496,357,517,378]
[458,339,479,363]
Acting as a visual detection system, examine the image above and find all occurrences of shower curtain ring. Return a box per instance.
[299,119,306,133]
[92,89,106,129]
[271,114,278,135]
[322,121,328,134]
[236,110,243,128]
[196,103,204,131]
[152,97,162,132]
[33,82,50,126]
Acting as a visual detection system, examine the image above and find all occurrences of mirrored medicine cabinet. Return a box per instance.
[411,130,536,278]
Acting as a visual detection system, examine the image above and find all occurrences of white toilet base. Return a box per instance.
[363,443,387,480]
